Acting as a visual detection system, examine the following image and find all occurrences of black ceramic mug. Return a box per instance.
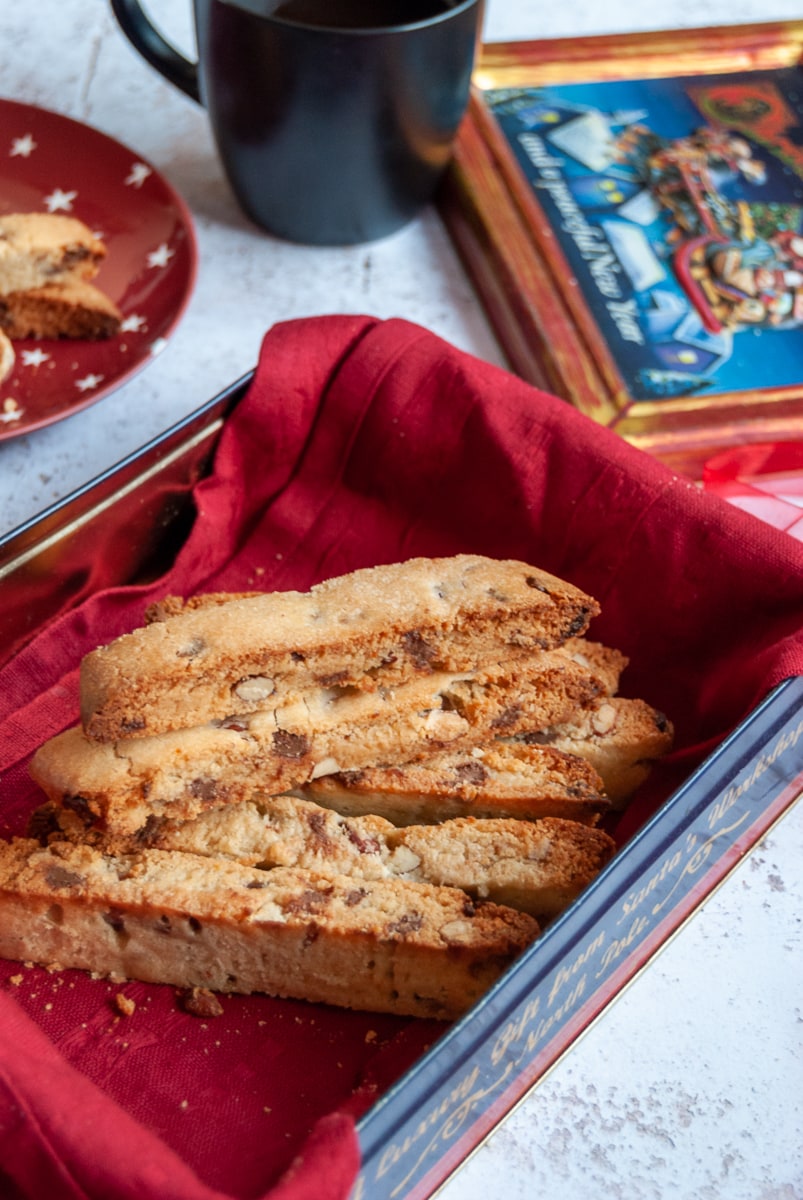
[110,0,483,244]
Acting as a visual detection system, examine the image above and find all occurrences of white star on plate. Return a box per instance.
[146,242,175,269]
[10,133,36,158]
[125,162,152,188]
[20,347,51,367]
[44,188,78,213]
[75,373,104,391]
[120,313,147,333]
[150,337,168,355]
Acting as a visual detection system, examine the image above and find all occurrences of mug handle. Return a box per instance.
[109,0,201,103]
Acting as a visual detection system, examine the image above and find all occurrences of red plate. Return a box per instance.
[0,99,197,440]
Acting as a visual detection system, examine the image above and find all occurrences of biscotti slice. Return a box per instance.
[0,838,538,1019]
[300,742,609,826]
[80,555,600,741]
[0,279,122,340]
[31,792,615,921]
[0,213,106,294]
[388,816,616,919]
[31,648,613,845]
[515,696,675,807]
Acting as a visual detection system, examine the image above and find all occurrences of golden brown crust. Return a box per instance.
[390,816,616,920]
[144,592,261,623]
[0,214,119,341]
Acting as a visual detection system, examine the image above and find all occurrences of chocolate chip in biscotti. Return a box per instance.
[272,730,310,759]
[450,761,488,788]
[102,909,126,935]
[62,794,98,826]
[45,865,84,889]
[27,803,61,845]
[284,886,332,915]
[132,815,165,848]
[402,630,438,669]
[188,778,224,804]
[343,824,382,856]
[386,912,424,937]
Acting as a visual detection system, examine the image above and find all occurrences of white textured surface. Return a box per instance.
[1,3,802,1198]
[438,804,803,1200]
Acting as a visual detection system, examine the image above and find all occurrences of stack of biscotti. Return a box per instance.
[31,555,616,841]
[0,212,121,340]
[0,555,672,1018]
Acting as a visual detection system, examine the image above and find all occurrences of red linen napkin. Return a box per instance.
[1,314,802,1200]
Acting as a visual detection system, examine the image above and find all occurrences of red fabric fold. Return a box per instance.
[1,314,802,1200]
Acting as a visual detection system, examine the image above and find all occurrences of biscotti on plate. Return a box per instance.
[79,555,601,741]
[0,279,122,340]
[0,213,107,293]
[32,790,617,921]
[0,212,121,340]
[0,837,538,1019]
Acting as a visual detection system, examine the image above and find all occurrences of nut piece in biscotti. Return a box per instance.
[0,279,121,340]
[0,213,107,295]
[0,838,539,1019]
[300,741,609,827]
[31,791,615,922]
[79,555,601,741]
[514,696,675,808]
[30,647,613,847]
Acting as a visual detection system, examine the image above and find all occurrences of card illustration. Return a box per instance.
[487,68,803,400]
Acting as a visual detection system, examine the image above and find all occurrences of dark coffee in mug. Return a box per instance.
[110,0,482,245]
[270,0,457,27]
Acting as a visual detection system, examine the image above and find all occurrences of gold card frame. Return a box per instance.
[439,21,803,477]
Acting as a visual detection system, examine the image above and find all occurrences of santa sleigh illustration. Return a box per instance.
[638,129,803,333]
[674,234,750,333]
[674,229,803,334]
